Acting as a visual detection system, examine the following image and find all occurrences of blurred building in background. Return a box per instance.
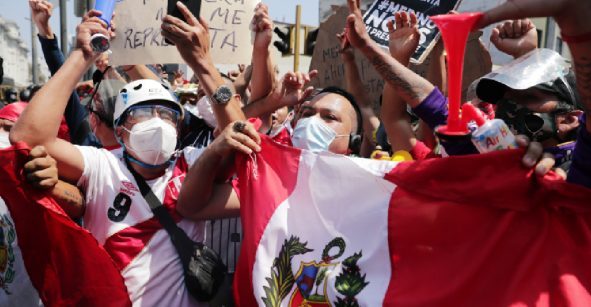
[0,16,31,87]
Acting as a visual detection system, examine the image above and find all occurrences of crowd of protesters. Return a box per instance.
[0,0,591,305]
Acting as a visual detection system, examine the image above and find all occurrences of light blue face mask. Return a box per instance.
[291,116,347,153]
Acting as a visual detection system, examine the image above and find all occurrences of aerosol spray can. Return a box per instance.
[90,0,116,53]
[463,104,518,153]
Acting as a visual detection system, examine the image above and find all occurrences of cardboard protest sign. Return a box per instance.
[310,7,389,114]
[110,0,258,66]
[310,6,491,114]
[363,0,462,64]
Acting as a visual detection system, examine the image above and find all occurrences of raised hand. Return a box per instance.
[336,28,355,62]
[344,0,372,50]
[476,0,590,38]
[161,1,211,70]
[29,0,54,38]
[387,11,420,65]
[252,3,274,51]
[490,19,538,58]
[269,70,319,108]
[76,10,112,59]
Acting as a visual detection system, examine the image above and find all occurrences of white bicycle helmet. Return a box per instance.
[113,79,184,126]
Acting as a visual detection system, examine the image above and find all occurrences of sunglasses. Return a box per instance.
[522,112,558,142]
[523,113,544,134]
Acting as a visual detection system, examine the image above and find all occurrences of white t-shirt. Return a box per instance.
[0,198,42,306]
[76,146,206,307]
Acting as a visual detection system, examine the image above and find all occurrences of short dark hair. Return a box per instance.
[317,86,363,136]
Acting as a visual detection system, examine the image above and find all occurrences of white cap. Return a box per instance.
[113,79,184,126]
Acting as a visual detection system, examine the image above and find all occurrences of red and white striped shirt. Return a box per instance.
[76,146,206,306]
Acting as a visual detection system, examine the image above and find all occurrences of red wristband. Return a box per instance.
[561,31,591,44]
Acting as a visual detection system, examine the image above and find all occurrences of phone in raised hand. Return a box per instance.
[165,0,202,45]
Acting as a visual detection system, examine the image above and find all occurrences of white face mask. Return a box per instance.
[124,117,178,166]
[0,132,10,149]
[196,96,218,128]
[291,116,347,153]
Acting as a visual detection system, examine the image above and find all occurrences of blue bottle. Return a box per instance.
[94,0,116,27]
[90,0,116,53]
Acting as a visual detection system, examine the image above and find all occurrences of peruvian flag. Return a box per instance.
[234,137,591,306]
[0,143,130,306]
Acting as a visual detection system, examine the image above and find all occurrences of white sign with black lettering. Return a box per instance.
[363,0,462,64]
[110,0,258,66]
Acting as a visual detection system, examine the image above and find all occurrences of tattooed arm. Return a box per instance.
[343,0,433,107]
[363,46,434,107]
[24,146,85,219]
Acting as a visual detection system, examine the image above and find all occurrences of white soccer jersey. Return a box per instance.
[76,146,207,307]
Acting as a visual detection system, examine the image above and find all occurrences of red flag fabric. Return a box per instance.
[0,143,130,306]
[234,137,591,306]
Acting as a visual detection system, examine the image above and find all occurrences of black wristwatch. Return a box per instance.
[211,85,234,105]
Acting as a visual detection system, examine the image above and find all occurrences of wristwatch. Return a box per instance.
[210,85,234,105]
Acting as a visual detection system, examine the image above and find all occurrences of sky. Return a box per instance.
[0,0,320,55]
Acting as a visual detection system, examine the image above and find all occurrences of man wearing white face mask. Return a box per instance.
[14,78,211,305]
[242,70,363,153]
[8,11,247,305]
[290,87,363,155]
[177,86,364,222]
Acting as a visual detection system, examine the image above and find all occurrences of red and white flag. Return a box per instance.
[234,137,591,307]
[0,143,130,306]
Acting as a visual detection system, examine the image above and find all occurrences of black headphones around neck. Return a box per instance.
[348,134,363,155]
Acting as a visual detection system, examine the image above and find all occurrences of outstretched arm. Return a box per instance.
[232,65,253,100]
[243,71,317,133]
[379,12,422,152]
[162,2,245,129]
[344,0,434,108]
[337,30,380,157]
[31,0,96,146]
[31,0,60,73]
[11,12,111,182]
[249,3,276,103]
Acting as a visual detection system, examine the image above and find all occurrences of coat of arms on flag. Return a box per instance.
[0,213,15,294]
[261,236,369,307]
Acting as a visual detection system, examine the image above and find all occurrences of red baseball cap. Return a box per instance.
[0,102,28,122]
[0,102,71,141]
